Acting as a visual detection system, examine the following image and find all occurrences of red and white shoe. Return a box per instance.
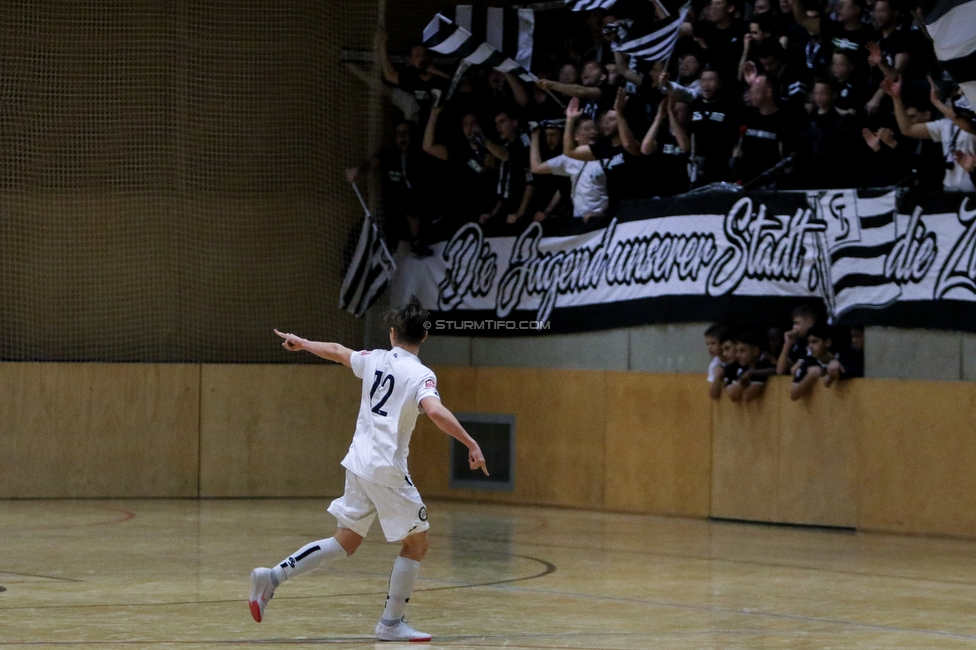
[248,567,276,622]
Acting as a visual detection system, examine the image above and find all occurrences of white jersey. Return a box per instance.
[545,154,609,218]
[346,347,440,488]
[925,118,976,192]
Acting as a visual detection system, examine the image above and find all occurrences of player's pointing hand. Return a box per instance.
[274,329,306,352]
[468,444,489,476]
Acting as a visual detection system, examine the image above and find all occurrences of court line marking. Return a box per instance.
[441,530,976,589]
[0,571,82,583]
[481,581,976,642]
[0,505,136,531]
[0,552,555,612]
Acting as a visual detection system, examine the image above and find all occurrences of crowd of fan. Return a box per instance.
[347,0,976,255]
[704,304,864,401]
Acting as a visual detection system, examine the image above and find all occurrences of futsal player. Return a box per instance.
[249,296,488,642]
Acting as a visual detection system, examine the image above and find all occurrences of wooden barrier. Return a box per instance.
[0,363,199,498]
[711,377,857,528]
[3,362,976,539]
[198,364,360,497]
[856,380,976,537]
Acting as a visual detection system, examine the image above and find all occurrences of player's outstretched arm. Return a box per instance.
[420,396,489,476]
[273,329,353,367]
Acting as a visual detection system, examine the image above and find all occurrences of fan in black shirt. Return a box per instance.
[376,32,450,125]
[639,96,692,197]
[563,95,644,207]
[422,107,499,225]
[734,71,799,187]
[680,69,739,187]
[690,0,746,85]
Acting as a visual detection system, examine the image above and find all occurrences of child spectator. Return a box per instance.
[705,324,728,379]
[777,303,818,374]
[726,331,777,402]
[765,326,784,365]
[825,325,864,385]
[709,327,738,400]
[790,322,835,400]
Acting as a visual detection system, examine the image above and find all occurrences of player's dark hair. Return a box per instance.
[385,295,429,345]
[718,327,736,344]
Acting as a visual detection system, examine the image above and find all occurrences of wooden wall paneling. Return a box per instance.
[199,364,360,497]
[856,380,976,537]
[776,378,858,528]
[603,372,711,516]
[431,367,606,508]
[491,367,605,508]
[0,363,199,498]
[710,384,781,522]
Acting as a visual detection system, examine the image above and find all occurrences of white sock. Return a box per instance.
[272,537,346,584]
[380,556,421,625]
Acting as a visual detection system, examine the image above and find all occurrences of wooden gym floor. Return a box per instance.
[2,499,976,649]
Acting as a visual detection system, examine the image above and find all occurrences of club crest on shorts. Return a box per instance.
[418,506,427,522]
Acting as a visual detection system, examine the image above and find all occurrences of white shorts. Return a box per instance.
[327,470,429,542]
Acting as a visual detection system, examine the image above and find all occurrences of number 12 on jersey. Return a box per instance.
[369,371,395,416]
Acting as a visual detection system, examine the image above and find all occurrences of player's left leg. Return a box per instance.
[375,531,431,642]
[368,482,431,642]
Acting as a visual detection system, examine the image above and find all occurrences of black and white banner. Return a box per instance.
[390,190,976,335]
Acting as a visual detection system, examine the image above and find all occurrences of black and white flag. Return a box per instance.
[813,190,900,318]
[339,183,397,318]
[422,13,536,85]
[611,2,690,62]
[439,5,536,71]
[921,0,976,107]
[567,0,619,11]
